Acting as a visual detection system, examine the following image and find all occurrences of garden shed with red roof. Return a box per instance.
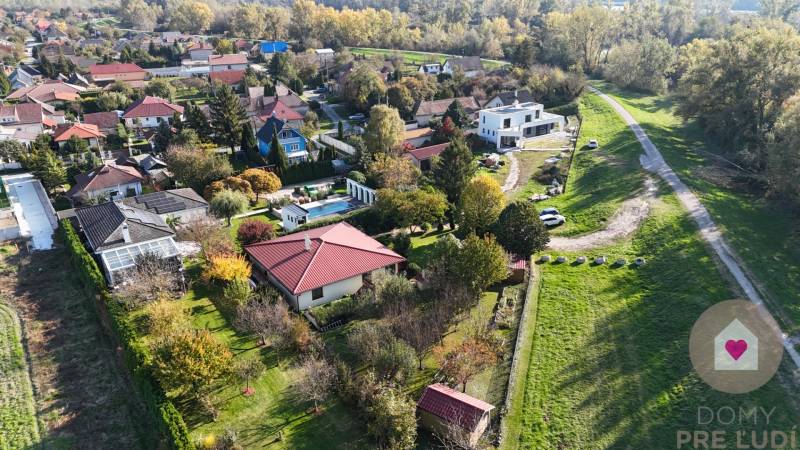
[417,383,495,447]
[244,222,405,310]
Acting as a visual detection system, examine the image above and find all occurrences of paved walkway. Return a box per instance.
[590,86,800,369]
[3,173,56,250]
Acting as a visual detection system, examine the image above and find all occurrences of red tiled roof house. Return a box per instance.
[209,70,245,88]
[404,142,449,172]
[83,111,121,135]
[244,222,405,310]
[417,384,495,447]
[89,63,147,84]
[122,96,184,129]
[53,123,106,150]
[209,53,248,72]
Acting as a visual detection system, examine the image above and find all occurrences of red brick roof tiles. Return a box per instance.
[417,384,495,431]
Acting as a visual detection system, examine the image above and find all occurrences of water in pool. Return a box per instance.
[305,199,359,218]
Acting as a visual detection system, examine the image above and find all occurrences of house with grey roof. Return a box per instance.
[482,89,536,109]
[413,96,480,126]
[74,200,180,284]
[121,188,209,224]
[442,56,484,78]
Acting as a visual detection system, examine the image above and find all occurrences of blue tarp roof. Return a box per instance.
[259,41,289,53]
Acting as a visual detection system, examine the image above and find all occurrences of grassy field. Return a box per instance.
[0,302,40,449]
[348,47,508,72]
[535,94,646,236]
[592,81,800,332]
[0,244,147,448]
[508,88,800,448]
[136,266,368,449]
[510,151,564,201]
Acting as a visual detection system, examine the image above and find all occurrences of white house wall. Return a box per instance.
[296,274,363,310]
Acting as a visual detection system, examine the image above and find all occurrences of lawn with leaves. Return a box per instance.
[347,47,508,71]
[0,302,40,449]
[593,81,800,332]
[143,268,368,449]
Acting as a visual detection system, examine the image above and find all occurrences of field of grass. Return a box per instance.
[592,81,800,332]
[0,179,9,209]
[135,266,368,448]
[0,302,40,449]
[537,93,646,237]
[348,47,508,72]
[508,86,800,449]
[510,151,563,201]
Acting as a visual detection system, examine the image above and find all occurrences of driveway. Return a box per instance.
[589,86,800,369]
[3,173,56,250]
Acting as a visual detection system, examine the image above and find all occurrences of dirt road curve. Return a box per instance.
[588,86,800,369]
[548,177,656,252]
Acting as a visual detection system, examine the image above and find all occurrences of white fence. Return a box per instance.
[319,133,356,156]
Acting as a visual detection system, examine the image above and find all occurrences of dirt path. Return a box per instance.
[589,86,800,369]
[548,177,656,252]
[502,151,520,192]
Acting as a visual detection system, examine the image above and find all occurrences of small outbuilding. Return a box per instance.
[417,383,495,447]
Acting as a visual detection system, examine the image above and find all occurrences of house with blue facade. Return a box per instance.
[256,116,309,165]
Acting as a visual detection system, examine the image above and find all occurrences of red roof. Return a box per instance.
[123,96,184,119]
[188,42,214,51]
[245,222,405,295]
[53,123,105,142]
[68,163,144,197]
[83,111,120,130]
[406,143,449,161]
[89,63,145,76]
[209,70,245,85]
[209,53,248,66]
[7,80,83,103]
[258,99,304,122]
[417,384,495,431]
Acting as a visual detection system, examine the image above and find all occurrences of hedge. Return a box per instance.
[280,160,335,185]
[293,206,393,236]
[60,219,195,450]
[545,100,580,118]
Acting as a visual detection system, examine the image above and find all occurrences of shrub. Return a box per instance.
[222,278,252,310]
[236,219,276,245]
[391,233,411,256]
[289,316,314,353]
[346,170,366,184]
[145,299,190,339]
[203,255,251,283]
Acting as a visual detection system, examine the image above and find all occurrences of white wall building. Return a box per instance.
[478,101,565,149]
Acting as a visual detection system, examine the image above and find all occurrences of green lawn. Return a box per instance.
[229,212,282,240]
[407,229,453,267]
[0,180,9,209]
[511,151,564,201]
[537,93,646,237]
[592,81,800,332]
[140,267,368,449]
[508,87,800,448]
[347,47,508,72]
[0,302,40,450]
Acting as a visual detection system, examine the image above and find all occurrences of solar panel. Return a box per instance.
[155,202,185,214]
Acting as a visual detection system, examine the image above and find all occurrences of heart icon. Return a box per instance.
[725,340,748,360]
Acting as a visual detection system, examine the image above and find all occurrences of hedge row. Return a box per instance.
[280,160,336,185]
[293,206,394,235]
[60,219,195,450]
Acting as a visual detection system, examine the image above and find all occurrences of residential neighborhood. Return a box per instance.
[0,2,799,450]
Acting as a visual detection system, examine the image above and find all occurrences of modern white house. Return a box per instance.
[245,222,405,310]
[418,63,441,76]
[478,101,565,149]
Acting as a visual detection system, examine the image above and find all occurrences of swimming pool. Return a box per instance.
[305,198,361,219]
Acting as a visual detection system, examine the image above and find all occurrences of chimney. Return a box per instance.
[304,233,311,251]
[121,223,131,243]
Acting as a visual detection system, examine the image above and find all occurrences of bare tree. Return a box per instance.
[293,355,336,413]
[234,301,290,349]
[114,252,181,307]
[433,404,491,450]
[435,339,498,392]
[393,310,441,369]
[175,217,235,258]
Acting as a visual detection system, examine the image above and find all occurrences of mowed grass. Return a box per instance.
[147,268,368,449]
[517,194,800,448]
[0,302,40,449]
[593,81,800,332]
[347,47,508,71]
[539,93,646,236]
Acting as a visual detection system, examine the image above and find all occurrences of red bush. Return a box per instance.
[237,219,276,245]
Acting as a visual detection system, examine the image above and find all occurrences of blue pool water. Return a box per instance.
[305,199,360,218]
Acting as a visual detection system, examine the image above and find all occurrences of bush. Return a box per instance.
[222,278,252,310]
[60,220,194,449]
[236,219,275,246]
[280,160,335,185]
[346,170,366,184]
[203,255,251,283]
[390,233,411,256]
[309,292,375,326]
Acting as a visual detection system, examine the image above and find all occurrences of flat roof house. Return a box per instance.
[245,222,405,310]
[122,96,184,129]
[74,201,180,285]
[417,383,495,448]
[478,101,565,149]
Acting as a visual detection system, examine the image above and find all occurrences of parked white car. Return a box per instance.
[348,113,366,121]
[540,213,566,227]
[588,139,599,149]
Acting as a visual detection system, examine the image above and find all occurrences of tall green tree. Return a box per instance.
[766,94,800,206]
[240,122,263,165]
[492,202,550,257]
[267,126,289,175]
[185,103,211,142]
[22,148,66,193]
[432,135,476,227]
[209,84,248,152]
[210,189,249,226]
[363,105,405,155]
[0,70,10,97]
[154,121,173,152]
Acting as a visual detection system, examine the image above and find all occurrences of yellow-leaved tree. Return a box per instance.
[459,175,505,236]
[203,254,251,283]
